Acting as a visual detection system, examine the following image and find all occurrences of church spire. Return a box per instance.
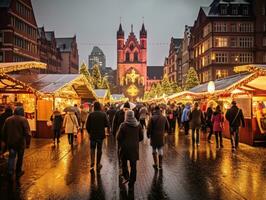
[117,23,124,38]
[140,23,147,37]
[131,24,133,33]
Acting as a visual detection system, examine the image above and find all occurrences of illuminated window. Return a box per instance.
[216,69,228,79]
[215,53,228,63]
[215,37,228,47]
[203,70,210,82]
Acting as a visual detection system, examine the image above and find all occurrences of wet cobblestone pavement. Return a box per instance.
[0,130,266,200]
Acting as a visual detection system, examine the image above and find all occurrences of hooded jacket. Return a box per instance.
[181,105,191,123]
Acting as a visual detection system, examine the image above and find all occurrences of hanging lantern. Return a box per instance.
[208,81,215,93]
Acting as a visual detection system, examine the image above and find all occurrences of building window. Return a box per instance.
[230,37,237,47]
[239,53,253,63]
[239,23,253,32]
[202,70,211,82]
[231,24,237,32]
[263,37,266,47]
[203,24,211,37]
[215,37,228,47]
[216,69,228,79]
[215,53,228,63]
[214,23,227,32]
[263,53,266,63]
[239,37,254,48]
[232,6,238,15]
[221,5,227,15]
[0,52,3,62]
[243,6,249,15]
[126,52,130,62]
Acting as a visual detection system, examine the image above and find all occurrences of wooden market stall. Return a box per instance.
[0,73,97,138]
[188,64,266,145]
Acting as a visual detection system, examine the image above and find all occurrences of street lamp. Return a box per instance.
[208,81,215,93]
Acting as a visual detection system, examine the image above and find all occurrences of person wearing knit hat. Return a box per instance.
[117,110,143,191]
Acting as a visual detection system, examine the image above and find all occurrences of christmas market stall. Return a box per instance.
[166,91,200,104]
[189,64,266,145]
[0,73,97,138]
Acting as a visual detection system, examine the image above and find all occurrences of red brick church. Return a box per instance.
[117,23,163,100]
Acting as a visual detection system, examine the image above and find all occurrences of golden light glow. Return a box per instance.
[127,84,139,97]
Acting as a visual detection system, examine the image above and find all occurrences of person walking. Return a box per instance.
[139,105,148,129]
[63,110,79,147]
[117,110,143,191]
[0,106,13,155]
[189,102,204,147]
[166,105,176,134]
[181,103,191,135]
[50,109,63,144]
[211,105,224,149]
[86,102,109,172]
[147,106,169,170]
[206,103,214,143]
[2,106,31,178]
[225,101,245,152]
[106,105,116,134]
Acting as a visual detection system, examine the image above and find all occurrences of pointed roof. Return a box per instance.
[117,23,124,37]
[140,23,147,37]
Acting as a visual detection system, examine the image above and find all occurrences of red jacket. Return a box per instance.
[211,112,224,132]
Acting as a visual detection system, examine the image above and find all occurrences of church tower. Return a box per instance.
[116,23,147,100]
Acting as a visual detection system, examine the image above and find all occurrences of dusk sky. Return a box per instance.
[32,0,212,69]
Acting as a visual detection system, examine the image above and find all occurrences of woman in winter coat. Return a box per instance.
[211,105,224,148]
[63,111,79,146]
[117,110,143,191]
[189,102,204,146]
[50,109,63,144]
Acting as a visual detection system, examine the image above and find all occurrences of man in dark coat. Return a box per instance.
[206,103,214,143]
[50,109,63,144]
[112,102,130,137]
[2,106,31,178]
[225,101,245,152]
[117,110,143,191]
[147,106,169,170]
[86,101,109,172]
[106,105,116,134]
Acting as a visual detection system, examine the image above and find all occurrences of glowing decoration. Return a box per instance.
[126,69,140,84]
[127,84,139,97]
[208,81,215,93]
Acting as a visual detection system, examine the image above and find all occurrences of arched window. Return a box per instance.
[134,52,138,62]
[126,52,130,62]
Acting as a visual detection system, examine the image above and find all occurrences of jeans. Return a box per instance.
[68,133,74,145]
[53,129,61,142]
[215,131,223,147]
[121,159,137,186]
[8,148,24,175]
[183,121,190,135]
[192,128,200,145]
[230,127,239,148]
[90,139,103,166]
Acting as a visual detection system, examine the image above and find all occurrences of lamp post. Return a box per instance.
[208,81,215,94]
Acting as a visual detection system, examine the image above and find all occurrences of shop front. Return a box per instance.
[0,73,97,138]
[189,65,266,145]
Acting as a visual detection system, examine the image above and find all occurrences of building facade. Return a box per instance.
[56,36,79,74]
[190,0,266,83]
[38,27,62,73]
[146,66,164,91]
[163,38,183,84]
[88,46,106,70]
[0,0,39,62]
[117,24,147,100]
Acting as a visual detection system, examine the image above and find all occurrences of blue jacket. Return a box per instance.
[181,105,191,122]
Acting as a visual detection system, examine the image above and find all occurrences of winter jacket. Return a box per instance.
[86,111,109,140]
[2,115,31,150]
[106,108,116,124]
[205,107,213,124]
[147,110,169,148]
[189,108,204,129]
[181,105,191,123]
[117,122,143,161]
[211,112,224,132]
[63,112,79,134]
[225,105,245,128]
[112,109,125,136]
[0,108,13,141]
[50,111,63,131]
[80,109,88,123]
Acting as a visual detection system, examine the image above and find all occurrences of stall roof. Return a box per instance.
[189,73,251,93]
[0,62,46,74]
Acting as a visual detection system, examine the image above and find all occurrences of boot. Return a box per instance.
[90,149,95,171]
[158,155,163,170]
[152,153,158,170]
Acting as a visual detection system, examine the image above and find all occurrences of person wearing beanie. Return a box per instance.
[86,101,109,172]
[2,106,31,179]
[147,106,169,170]
[117,110,143,191]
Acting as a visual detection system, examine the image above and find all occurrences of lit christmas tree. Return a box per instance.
[79,62,92,81]
[91,64,103,89]
[184,67,200,90]
[161,74,172,95]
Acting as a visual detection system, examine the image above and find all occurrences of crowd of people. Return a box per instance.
[0,100,245,192]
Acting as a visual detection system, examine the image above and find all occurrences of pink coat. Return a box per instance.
[211,113,224,132]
